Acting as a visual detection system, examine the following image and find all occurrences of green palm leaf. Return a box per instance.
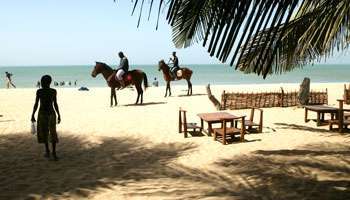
[126,0,350,78]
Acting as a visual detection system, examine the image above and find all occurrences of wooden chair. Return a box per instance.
[329,99,350,133]
[178,108,202,138]
[343,84,350,119]
[237,108,263,133]
[213,116,246,145]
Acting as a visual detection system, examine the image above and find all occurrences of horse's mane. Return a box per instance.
[159,60,169,69]
[96,61,113,71]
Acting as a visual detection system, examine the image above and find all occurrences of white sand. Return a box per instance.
[0,83,349,199]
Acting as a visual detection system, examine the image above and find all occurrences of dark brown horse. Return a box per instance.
[91,62,148,106]
[158,60,193,97]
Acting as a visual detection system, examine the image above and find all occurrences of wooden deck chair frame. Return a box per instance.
[236,108,263,133]
[178,108,201,138]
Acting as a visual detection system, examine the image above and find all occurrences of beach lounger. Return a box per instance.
[213,116,246,145]
[178,108,201,138]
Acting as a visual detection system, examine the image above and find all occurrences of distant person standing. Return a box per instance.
[36,81,41,88]
[31,75,61,161]
[5,72,16,88]
[152,77,159,87]
[74,80,77,86]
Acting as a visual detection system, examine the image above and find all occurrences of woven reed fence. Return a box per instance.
[220,88,328,110]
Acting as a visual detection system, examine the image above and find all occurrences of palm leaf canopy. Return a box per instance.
[125,0,350,78]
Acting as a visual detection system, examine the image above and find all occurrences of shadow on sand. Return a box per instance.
[275,122,350,135]
[177,93,207,97]
[274,122,331,133]
[0,120,15,123]
[0,133,196,199]
[0,133,349,199]
[123,102,167,107]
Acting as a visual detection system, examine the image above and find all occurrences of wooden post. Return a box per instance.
[338,99,344,133]
[259,110,263,133]
[240,116,245,142]
[223,119,227,145]
[222,90,226,109]
[183,110,188,138]
[280,87,284,107]
[178,108,182,133]
[206,84,222,110]
[305,108,308,123]
[298,77,310,106]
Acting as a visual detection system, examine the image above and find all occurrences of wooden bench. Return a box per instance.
[213,116,246,145]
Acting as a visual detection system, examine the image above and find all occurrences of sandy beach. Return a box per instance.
[0,83,349,199]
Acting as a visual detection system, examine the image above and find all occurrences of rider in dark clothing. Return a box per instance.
[115,51,129,88]
[169,52,180,78]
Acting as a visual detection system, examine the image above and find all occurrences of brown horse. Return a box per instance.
[158,60,193,97]
[91,62,148,106]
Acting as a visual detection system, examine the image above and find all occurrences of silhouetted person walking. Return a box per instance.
[31,75,61,161]
[5,72,16,88]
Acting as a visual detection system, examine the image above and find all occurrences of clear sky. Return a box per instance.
[0,0,349,66]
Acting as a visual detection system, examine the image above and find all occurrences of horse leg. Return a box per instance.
[140,88,144,104]
[110,88,114,107]
[190,82,192,96]
[186,80,190,96]
[187,80,192,95]
[113,88,118,106]
[135,85,141,104]
[164,82,168,97]
[168,82,172,96]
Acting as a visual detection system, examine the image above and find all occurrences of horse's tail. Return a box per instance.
[143,72,149,90]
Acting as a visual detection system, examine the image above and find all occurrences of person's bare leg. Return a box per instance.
[52,142,58,161]
[44,142,50,158]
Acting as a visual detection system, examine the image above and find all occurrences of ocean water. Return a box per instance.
[0,64,349,88]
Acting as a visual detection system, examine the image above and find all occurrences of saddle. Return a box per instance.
[107,70,131,87]
[171,69,183,80]
[176,69,183,78]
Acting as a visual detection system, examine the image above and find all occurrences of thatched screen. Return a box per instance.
[221,88,327,110]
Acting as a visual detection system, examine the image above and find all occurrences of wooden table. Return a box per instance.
[304,105,338,126]
[197,112,240,136]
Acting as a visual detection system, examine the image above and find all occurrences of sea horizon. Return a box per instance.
[1,64,349,88]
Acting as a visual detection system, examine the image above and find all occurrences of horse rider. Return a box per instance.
[168,51,180,79]
[115,51,129,88]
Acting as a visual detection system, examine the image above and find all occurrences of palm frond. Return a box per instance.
[239,0,350,77]
[126,0,350,78]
